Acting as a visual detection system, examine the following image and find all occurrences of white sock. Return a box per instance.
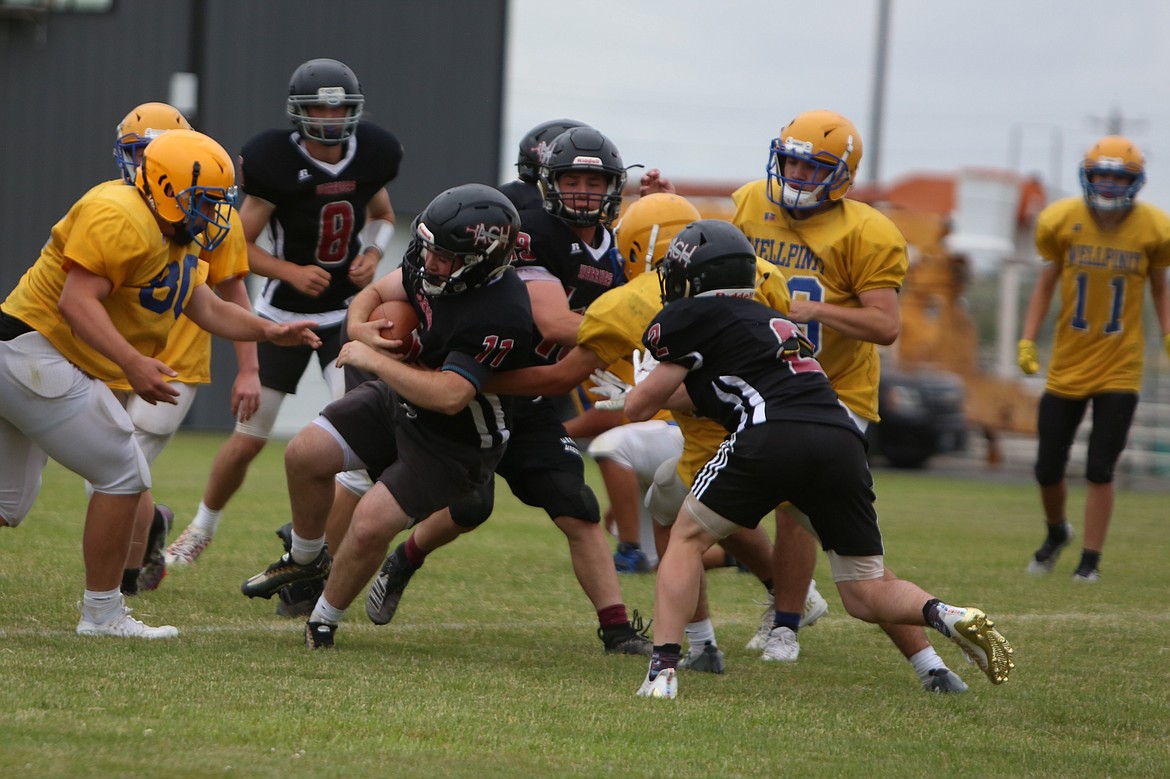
[190,502,223,536]
[684,618,717,655]
[310,595,345,625]
[909,646,949,683]
[82,588,123,623]
[289,530,326,565]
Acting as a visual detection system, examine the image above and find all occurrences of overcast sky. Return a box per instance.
[502,0,1170,211]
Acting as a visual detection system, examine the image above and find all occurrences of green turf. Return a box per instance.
[1,431,1168,778]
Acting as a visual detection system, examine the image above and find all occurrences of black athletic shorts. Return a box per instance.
[321,380,504,523]
[258,324,344,394]
[691,420,883,557]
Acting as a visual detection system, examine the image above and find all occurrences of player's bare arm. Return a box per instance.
[184,284,321,348]
[336,341,475,415]
[788,286,900,345]
[526,278,583,347]
[485,344,604,396]
[58,265,181,404]
[625,361,690,422]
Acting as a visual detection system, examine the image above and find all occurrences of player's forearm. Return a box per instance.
[59,294,145,373]
[374,359,475,415]
[245,244,295,282]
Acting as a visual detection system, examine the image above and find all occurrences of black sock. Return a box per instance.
[648,643,682,678]
[617,541,642,554]
[121,568,140,595]
[922,598,944,632]
[1047,523,1069,543]
[1078,550,1101,570]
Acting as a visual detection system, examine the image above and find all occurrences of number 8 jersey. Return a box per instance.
[242,123,402,318]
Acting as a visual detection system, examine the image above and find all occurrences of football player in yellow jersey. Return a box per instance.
[487,198,800,673]
[642,110,966,692]
[1018,136,1170,582]
[0,129,321,638]
[99,103,261,595]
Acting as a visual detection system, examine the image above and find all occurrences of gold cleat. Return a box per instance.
[944,607,1015,685]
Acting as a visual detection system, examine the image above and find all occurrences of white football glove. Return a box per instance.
[588,368,632,411]
[632,348,659,385]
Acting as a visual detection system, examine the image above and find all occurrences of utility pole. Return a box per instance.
[866,0,891,185]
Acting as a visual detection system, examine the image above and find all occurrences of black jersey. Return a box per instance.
[400,267,534,449]
[645,295,864,439]
[242,122,403,317]
[497,178,542,213]
[511,206,625,365]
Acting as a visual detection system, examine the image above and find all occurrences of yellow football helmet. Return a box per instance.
[1080,135,1145,211]
[614,193,702,279]
[766,110,862,210]
[114,102,192,185]
[137,129,237,251]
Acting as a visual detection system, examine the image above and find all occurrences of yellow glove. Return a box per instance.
[1017,339,1039,375]
[1164,333,1170,362]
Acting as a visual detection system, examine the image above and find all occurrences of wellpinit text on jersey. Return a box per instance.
[747,237,825,274]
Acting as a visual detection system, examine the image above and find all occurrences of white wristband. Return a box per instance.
[358,220,395,259]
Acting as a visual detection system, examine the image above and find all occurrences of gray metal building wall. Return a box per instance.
[0,0,508,429]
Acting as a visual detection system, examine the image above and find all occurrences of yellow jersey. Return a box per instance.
[732,180,908,421]
[107,202,249,390]
[579,259,790,485]
[2,183,206,384]
[1035,197,1170,396]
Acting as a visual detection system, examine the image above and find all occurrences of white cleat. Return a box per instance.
[164,526,212,567]
[77,606,179,639]
[761,626,800,662]
[636,668,678,699]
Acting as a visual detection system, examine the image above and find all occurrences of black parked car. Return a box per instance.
[865,367,968,468]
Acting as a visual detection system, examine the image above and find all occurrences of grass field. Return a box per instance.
[2,431,1169,778]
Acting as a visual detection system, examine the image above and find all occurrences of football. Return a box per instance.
[367,299,420,354]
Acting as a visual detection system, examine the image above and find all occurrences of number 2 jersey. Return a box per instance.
[644,295,862,441]
[1035,197,1170,396]
[1,183,207,384]
[400,266,534,449]
[242,122,403,322]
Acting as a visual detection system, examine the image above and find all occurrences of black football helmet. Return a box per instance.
[538,126,626,227]
[659,220,757,303]
[404,184,521,296]
[515,118,587,182]
[287,58,364,145]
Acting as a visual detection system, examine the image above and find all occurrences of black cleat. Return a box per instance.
[241,549,331,599]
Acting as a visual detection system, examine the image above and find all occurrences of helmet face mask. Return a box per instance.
[516,119,586,182]
[658,219,758,303]
[766,110,862,211]
[137,129,238,252]
[614,193,701,280]
[538,127,626,227]
[114,102,192,185]
[404,184,521,296]
[287,58,364,145]
[1080,135,1145,211]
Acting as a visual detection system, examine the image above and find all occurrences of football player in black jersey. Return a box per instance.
[168,58,404,569]
[363,128,654,656]
[497,118,586,213]
[240,184,533,649]
[622,220,1015,699]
